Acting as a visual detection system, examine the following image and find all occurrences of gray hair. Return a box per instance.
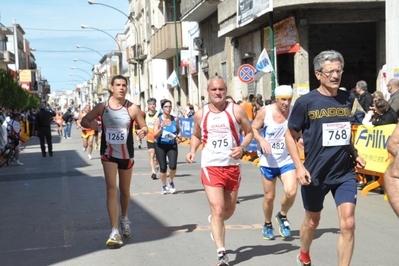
[313,50,344,72]
[356,80,368,91]
[207,76,227,89]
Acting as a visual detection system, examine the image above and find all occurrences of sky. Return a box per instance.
[1,0,128,92]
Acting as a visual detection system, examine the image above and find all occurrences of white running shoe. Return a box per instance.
[87,154,92,160]
[106,230,123,246]
[168,182,176,194]
[162,186,169,195]
[82,147,87,152]
[16,160,24,166]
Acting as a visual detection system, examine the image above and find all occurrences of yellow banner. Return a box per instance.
[354,124,396,172]
[19,70,32,82]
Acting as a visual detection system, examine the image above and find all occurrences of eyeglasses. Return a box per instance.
[163,105,172,108]
[319,69,344,77]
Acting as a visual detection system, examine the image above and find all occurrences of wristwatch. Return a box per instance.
[239,145,246,153]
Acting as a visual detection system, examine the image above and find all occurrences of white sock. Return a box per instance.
[217,248,226,256]
[111,227,119,235]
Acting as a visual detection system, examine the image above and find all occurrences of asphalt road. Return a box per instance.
[0,125,397,266]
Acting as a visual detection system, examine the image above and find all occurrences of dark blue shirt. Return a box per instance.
[288,89,356,185]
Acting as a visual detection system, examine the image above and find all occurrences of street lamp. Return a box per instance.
[81,24,123,75]
[87,0,141,98]
[74,58,94,66]
[76,45,104,58]
[81,24,121,50]
[71,66,92,79]
[70,73,87,82]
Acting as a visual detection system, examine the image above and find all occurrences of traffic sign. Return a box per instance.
[238,64,255,83]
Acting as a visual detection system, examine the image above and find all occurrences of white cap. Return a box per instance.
[275,85,293,99]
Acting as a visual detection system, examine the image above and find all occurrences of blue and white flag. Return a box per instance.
[166,70,179,88]
[254,48,274,80]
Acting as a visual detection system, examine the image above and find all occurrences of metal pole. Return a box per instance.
[13,20,19,74]
[76,45,104,57]
[81,25,121,50]
[74,58,94,66]
[71,67,92,79]
[135,26,141,99]
[81,25,122,75]
[87,1,141,98]
[269,12,276,98]
[173,0,181,103]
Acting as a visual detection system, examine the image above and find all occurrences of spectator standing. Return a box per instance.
[254,98,264,117]
[350,97,365,125]
[285,50,366,266]
[186,104,195,118]
[196,95,206,110]
[185,76,253,266]
[356,80,373,112]
[35,103,56,157]
[183,102,191,117]
[240,94,254,120]
[62,108,74,139]
[387,78,399,116]
[176,101,184,118]
[27,108,36,137]
[0,107,6,125]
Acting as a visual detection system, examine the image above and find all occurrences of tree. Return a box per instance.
[0,69,39,110]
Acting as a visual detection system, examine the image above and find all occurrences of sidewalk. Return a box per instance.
[0,125,398,266]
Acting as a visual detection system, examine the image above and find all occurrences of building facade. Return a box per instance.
[120,0,396,110]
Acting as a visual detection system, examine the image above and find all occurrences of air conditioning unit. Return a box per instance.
[193,37,203,50]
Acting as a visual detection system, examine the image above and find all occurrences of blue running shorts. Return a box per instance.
[259,163,296,180]
[301,177,357,212]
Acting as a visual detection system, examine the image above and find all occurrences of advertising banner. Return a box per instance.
[264,16,300,55]
[19,82,31,92]
[19,70,32,82]
[354,124,396,172]
[237,0,273,28]
[179,118,194,138]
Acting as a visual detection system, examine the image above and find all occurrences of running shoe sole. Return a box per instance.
[296,254,311,266]
[106,236,123,246]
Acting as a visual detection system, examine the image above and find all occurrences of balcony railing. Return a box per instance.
[150,22,183,59]
[181,0,221,22]
[0,50,15,64]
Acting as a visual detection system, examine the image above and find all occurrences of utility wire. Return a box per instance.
[23,28,123,32]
